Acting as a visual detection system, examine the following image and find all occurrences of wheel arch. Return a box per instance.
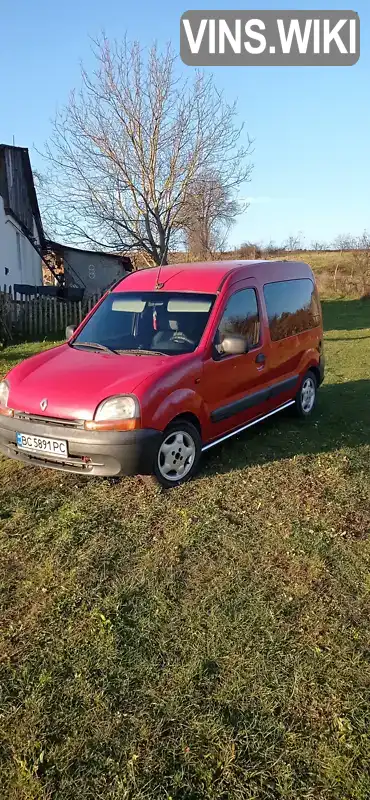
[306,364,320,386]
[167,412,202,436]
[148,388,207,437]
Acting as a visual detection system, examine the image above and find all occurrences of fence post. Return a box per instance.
[51,297,55,336]
[2,295,100,342]
[42,297,46,338]
[58,300,62,335]
[45,296,49,336]
[31,294,35,340]
[22,293,25,340]
[38,296,42,339]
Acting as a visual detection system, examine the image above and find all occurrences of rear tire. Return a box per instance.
[153,420,202,488]
[294,370,317,418]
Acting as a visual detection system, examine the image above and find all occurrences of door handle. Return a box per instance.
[255,353,266,364]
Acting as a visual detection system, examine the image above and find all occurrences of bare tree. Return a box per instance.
[351,231,370,296]
[330,231,370,295]
[181,173,245,259]
[310,240,328,251]
[262,240,286,256]
[43,37,253,266]
[283,232,304,251]
[333,233,356,251]
[332,233,353,290]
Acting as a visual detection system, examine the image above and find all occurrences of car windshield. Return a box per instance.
[72,292,216,355]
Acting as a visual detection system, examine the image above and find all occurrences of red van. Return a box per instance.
[0,260,324,487]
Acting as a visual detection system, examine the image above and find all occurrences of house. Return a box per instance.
[45,241,133,295]
[0,144,44,290]
[0,144,133,297]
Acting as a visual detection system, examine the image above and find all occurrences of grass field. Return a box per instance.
[276,252,369,297]
[0,299,369,800]
[169,250,369,299]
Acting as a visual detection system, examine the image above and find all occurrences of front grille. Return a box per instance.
[26,453,93,470]
[6,441,104,471]
[13,412,85,429]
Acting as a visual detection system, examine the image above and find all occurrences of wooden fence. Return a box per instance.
[0,287,104,342]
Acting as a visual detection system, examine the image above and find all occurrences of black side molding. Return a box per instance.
[269,375,299,399]
[211,375,299,423]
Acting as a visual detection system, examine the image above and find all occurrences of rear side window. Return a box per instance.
[217,288,260,351]
[263,279,321,341]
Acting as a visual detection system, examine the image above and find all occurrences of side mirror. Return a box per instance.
[221,335,248,356]
[66,325,76,340]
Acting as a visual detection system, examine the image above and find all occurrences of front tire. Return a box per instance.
[153,420,202,488]
[294,370,317,417]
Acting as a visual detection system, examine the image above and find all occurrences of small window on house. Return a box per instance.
[263,279,321,341]
[216,288,260,354]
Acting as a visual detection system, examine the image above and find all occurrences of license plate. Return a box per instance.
[16,432,68,458]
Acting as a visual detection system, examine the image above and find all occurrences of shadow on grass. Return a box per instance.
[204,379,370,477]
[322,298,370,331]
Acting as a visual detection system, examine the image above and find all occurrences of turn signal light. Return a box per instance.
[84,418,140,432]
[0,406,14,417]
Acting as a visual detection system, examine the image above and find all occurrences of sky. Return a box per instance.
[0,0,369,249]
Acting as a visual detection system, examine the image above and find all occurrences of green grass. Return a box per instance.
[0,340,62,377]
[0,299,369,800]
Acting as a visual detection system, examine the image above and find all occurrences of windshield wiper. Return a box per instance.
[117,348,169,357]
[71,341,119,355]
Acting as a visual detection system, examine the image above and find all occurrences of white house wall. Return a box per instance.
[0,196,43,288]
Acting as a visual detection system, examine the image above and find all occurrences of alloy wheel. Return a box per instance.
[157,430,196,481]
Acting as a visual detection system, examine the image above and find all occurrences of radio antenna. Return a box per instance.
[155,246,167,290]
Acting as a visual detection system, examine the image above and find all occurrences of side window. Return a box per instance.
[216,288,260,354]
[264,279,320,342]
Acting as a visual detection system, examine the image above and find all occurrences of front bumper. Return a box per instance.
[0,413,162,477]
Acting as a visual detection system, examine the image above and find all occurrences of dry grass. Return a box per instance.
[158,250,370,299]
[273,251,370,298]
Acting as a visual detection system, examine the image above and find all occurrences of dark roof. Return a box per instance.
[0,144,44,245]
[47,240,132,264]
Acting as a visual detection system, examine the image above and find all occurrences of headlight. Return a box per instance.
[95,395,139,421]
[84,395,140,431]
[0,380,9,408]
[0,380,13,417]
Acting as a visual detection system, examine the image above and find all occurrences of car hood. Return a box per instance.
[7,344,169,420]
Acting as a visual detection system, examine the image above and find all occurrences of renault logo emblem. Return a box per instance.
[40,398,48,412]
